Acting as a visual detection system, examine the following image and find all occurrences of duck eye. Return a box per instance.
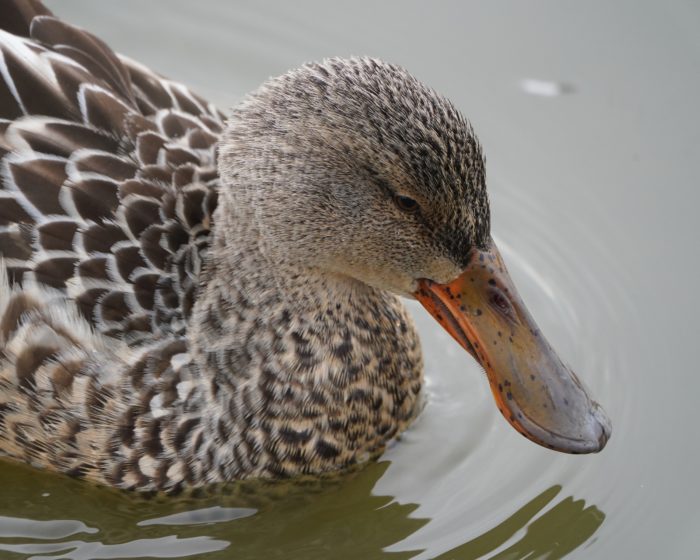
[394,194,419,213]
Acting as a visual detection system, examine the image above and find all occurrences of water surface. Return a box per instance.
[2,1,699,558]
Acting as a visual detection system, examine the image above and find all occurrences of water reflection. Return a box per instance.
[432,486,604,560]
[0,460,603,560]
[518,79,576,97]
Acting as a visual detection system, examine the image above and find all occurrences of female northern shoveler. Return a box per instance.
[0,0,609,491]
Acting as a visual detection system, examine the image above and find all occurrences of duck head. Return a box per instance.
[219,57,611,453]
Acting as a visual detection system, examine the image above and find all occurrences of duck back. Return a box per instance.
[0,1,224,342]
[0,0,227,489]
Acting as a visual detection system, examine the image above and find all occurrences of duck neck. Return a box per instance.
[190,185,372,356]
[186,182,424,477]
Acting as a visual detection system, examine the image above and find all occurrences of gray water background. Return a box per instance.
[1,1,698,558]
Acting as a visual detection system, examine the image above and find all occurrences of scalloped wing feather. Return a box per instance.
[0,263,206,487]
[0,16,223,342]
[0,6,224,488]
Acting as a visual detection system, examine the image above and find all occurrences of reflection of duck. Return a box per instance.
[0,459,604,559]
[0,0,609,491]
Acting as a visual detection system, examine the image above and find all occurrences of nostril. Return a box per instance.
[488,286,516,321]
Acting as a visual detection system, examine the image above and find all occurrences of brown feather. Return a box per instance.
[0,0,52,38]
[31,16,136,105]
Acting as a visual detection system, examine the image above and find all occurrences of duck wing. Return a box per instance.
[0,4,223,344]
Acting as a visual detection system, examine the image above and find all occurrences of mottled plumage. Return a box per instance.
[0,1,490,491]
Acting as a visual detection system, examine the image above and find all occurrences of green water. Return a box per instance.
[1,0,699,558]
[0,460,604,559]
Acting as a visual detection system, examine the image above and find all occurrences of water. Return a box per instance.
[2,0,698,558]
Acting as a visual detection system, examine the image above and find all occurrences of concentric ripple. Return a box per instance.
[375,176,638,558]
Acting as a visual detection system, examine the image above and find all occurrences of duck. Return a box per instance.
[0,0,610,492]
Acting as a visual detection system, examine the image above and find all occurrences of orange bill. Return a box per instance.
[415,238,611,453]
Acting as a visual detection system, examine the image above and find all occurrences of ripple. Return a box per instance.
[0,517,97,540]
[0,536,229,560]
[138,506,257,527]
[377,176,637,558]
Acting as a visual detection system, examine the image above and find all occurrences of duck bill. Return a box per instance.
[414,238,611,453]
